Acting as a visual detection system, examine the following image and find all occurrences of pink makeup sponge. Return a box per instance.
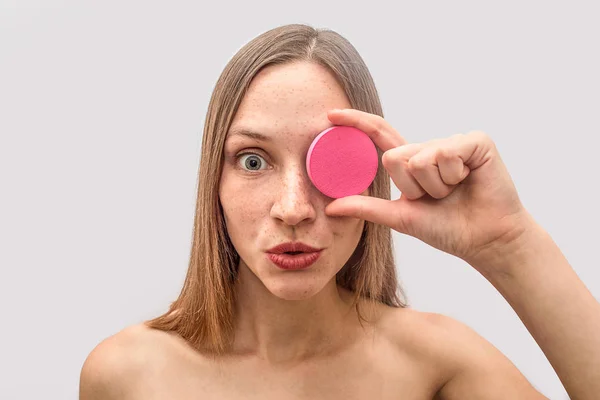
[306,126,378,198]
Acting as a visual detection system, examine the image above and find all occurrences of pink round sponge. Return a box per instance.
[306,126,378,198]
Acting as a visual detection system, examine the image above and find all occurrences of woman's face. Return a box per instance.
[219,61,367,301]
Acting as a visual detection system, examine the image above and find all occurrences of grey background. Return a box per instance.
[1,1,598,399]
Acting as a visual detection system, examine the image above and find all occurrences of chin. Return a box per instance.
[264,277,327,301]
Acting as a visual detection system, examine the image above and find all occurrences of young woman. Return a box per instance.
[80,24,600,399]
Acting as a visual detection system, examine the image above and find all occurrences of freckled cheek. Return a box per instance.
[221,181,272,225]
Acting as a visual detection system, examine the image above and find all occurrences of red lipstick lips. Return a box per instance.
[266,242,323,270]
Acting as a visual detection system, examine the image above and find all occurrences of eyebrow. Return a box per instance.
[226,127,272,142]
[226,126,328,143]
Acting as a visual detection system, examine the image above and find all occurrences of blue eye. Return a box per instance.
[238,153,267,171]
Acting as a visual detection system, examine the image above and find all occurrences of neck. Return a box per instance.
[231,262,361,365]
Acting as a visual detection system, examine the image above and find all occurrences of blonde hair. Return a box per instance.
[145,23,408,355]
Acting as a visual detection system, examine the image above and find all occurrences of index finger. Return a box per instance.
[327,109,408,151]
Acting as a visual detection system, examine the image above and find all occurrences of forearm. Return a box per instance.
[472,218,600,400]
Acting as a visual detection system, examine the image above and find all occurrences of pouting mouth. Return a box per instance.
[267,242,322,254]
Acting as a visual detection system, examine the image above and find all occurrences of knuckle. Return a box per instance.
[370,115,387,134]
[473,130,496,149]
[357,201,366,219]
[373,114,386,127]
[468,130,490,141]
[436,147,454,160]
[407,156,428,171]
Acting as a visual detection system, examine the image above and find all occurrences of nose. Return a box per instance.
[270,164,317,227]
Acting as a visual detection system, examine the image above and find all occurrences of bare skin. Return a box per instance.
[80,285,545,399]
[83,297,445,399]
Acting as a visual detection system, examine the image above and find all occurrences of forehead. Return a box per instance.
[230,62,351,135]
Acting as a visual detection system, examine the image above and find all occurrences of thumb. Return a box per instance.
[325,195,412,234]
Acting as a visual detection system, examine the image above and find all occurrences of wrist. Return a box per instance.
[465,211,547,279]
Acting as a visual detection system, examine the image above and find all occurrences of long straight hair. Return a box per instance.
[145,24,408,355]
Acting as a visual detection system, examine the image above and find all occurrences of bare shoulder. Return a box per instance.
[376,307,548,399]
[79,323,179,400]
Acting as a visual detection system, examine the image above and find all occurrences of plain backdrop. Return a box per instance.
[1,1,598,399]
